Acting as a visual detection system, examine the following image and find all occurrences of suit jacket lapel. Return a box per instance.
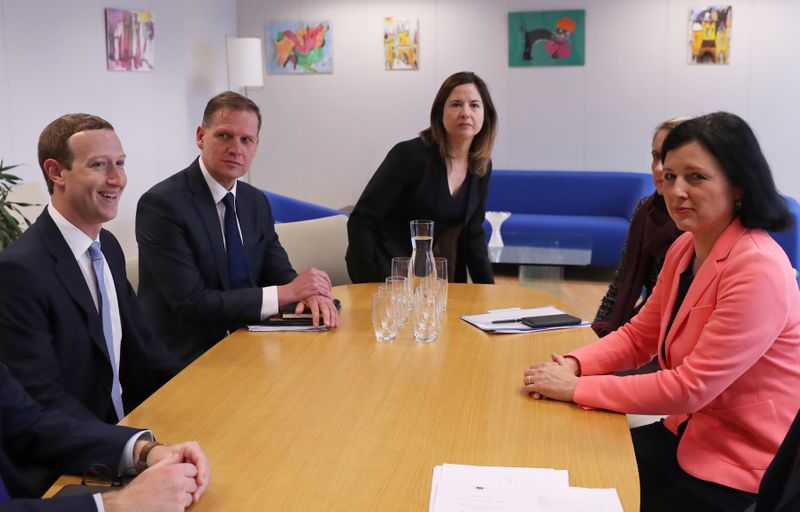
[36,210,111,362]
[234,185,258,285]
[659,219,746,367]
[187,162,231,288]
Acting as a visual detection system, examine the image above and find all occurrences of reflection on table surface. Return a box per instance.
[46,283,639,511]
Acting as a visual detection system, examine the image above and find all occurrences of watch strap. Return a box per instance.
[135,441,164,473]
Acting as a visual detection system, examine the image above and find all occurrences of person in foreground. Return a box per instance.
[0,114,179,426]
[523,112,800,511]
[136,91,337,365]
[0,363,210,511]
[346,71,498,283]
[592,117,686,338]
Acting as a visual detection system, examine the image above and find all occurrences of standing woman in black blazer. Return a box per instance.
[346,71,498,283]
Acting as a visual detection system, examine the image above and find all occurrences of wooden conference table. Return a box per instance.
[48,283,639,510]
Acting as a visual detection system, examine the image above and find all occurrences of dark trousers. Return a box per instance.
[632,421,757,512]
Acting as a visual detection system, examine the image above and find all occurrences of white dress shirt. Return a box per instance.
[198,157,279,320]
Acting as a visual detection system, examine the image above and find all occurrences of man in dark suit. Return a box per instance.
[136,92,338,365]
[0,363,210,510]
[0,114,180,425]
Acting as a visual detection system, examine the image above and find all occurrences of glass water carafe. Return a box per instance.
[409,220,435,290]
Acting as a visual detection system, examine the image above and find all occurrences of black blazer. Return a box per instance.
[136,158,297,365]
[0,364,140,504]
[0,210,179,424]
[346,137,494,284]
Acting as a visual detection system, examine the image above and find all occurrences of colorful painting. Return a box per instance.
[688,6,732,64]
[266,21,332,74]
[384,17,419,71]
[508,10,585,67]
[105,8,155,72]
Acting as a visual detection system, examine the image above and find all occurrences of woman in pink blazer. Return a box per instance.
[523,112,800,512]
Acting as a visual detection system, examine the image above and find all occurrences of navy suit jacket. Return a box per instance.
[0,210,179,424]
[136,158,297,365]
[0,364,140,506]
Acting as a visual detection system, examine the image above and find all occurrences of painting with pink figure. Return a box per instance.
[105,8,155,72]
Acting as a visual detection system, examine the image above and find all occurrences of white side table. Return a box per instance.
[485,211,511,248]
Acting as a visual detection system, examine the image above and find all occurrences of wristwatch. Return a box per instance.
[135,441,164,473]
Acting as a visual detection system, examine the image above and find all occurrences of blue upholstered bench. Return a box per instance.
[483,171,800,281]
[484,170,654,267]
[262,190,341,223]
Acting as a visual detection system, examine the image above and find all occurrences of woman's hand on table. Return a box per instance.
[523,353,579,402]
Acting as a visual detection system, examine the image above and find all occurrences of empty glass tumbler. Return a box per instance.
[391,257,413,317]
[385,276,409,324]
[433,257,448,319]
[372,288,400,342]
[412,284,439,344]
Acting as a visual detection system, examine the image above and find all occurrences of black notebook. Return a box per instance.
[262,298,341,326]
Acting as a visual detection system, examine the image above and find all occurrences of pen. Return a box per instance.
[491,318,525,324]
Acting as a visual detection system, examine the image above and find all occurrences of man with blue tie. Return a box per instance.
[135,92,338,365]
[0,114,180,427]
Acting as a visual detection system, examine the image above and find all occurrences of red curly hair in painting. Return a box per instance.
[556,17,576,34]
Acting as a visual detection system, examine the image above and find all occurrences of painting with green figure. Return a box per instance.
[266,20,333,74]
[508,10,585,67]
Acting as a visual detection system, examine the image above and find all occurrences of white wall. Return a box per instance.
[238,0,800,209]
[0,0,237,254]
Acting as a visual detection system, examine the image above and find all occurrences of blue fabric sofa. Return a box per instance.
[770,196,800,280]
[483,171,800,280]
[485,170,654,267]
[262,190,342,223]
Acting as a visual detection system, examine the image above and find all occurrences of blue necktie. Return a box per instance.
[88,242,125,421]
[222,193,250,289]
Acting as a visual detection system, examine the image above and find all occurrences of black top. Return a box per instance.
[434,172,472,241]
[662,259,695,365]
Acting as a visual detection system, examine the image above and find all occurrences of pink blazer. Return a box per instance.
[570,219,800,493]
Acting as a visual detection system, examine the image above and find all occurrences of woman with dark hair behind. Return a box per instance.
[522,112,800,511]
[346,71,498,283]
[592,118,687,338]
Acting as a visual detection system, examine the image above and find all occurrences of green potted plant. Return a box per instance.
[0,160,36,251]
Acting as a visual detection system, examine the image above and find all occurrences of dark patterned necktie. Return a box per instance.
[222,193,251,289]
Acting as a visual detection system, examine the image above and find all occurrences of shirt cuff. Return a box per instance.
[120,430,153,475]
[93,493,105,512]
[260,286,279,320]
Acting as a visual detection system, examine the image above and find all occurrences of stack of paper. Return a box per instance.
[461,306,590,334]
[429,464,623,512]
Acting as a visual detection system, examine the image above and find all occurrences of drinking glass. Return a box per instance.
[391,257,413,316]
[391,257,411,281]
[412,285,439,344]
[433,257,448,318]
[385,276,409,324]
[372,288,399,342]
